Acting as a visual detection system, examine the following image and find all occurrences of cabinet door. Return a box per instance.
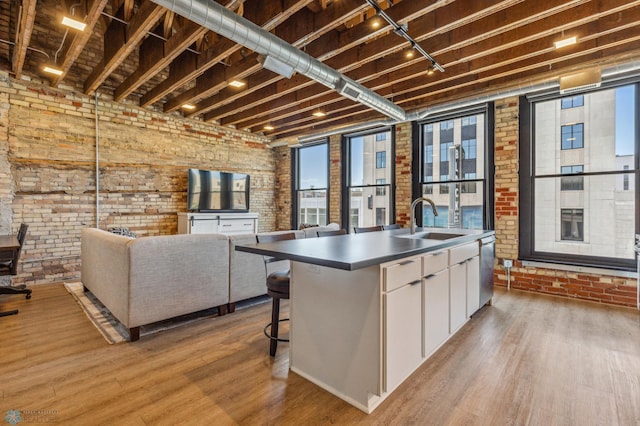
[424,269,450,357]
[384,281,422,392]
[466,256,480,317]
[449,261,467,333]
[189,217,218,234]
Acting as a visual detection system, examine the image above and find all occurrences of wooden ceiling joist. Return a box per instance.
[11,0,37,79]
[84,1,165,95]
[159,0,317,113]
[50,0,109,87]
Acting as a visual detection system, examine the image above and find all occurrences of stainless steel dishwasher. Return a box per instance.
[479,235,496,308]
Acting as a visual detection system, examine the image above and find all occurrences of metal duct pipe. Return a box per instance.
[150,0,407,121]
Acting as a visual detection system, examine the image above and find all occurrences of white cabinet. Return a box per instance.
[382,257,423,392]
[384,279,422,392]
[449,261,467,333]
[466,256,480,317]
[177,212,258,235]
[448,241,480,333]
[423,268,450,357]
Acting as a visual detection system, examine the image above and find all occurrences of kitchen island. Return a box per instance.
[236,227,495,413]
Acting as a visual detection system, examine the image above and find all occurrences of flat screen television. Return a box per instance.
[187,169,250,212]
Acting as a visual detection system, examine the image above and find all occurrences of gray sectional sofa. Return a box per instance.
[80,224,339,341]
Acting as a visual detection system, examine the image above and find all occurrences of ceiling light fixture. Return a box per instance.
[263,124,275,131]
[554,36,577,49]
[365,0,444,73]
[43,65,63,76]
[228,79,246,88]
[182,103,196,110]
[312,110,327,117]
[61,16,87,31]
[405,49,415,59]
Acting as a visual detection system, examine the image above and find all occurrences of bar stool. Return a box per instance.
[256,232,296,356]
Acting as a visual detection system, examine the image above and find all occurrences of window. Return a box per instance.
[376,208,386,226]
[561,123,584,150]
[561,95,584,109]
[293,141,329,228]
[344,129,394,231]
[623,165,630,191]
[560,165,584,191]
[519,83,638,270]
[417,107,492,230]
[376,179,386,196]
[561,209,584,241]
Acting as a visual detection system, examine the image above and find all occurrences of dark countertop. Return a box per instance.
[235,228,495,271]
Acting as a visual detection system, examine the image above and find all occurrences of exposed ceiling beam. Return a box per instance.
[207,0,516,124]
[11,0,37,79]
[113,19,207,101]
[230,0,609,131]
[50,0,109,87]
[84,0,165,95]
[158,0,316,113]
[139,0,247,107]
[181,0,368,117]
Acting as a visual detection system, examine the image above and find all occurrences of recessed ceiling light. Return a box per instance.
[43,66,63,76]
[61,16,86,31]
[228,80,246,88]
[554,36,577,49]
[312,110,326,117]
[182,104,196,110]
[264,124,275,131]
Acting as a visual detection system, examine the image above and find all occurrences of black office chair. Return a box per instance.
[0,224,31,317]
[316,229,347,237]
[257,232,296,356]
[382,224,401,230]
[353,225,383,233]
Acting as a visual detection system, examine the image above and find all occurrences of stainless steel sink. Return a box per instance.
[395,231,466,240]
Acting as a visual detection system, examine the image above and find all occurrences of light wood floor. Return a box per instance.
[1,284,639,425]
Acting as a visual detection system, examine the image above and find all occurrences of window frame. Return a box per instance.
[291,139,330,230]
[518,81,640,271]
[412,103,495,231]
[341,127,396,231]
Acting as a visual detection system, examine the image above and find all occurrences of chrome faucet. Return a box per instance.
[410,197,438,234]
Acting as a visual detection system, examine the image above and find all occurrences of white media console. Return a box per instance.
[177,212,259,235]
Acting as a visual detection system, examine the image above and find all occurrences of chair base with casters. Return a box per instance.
[0,285,32,300]
[0,223,30,317]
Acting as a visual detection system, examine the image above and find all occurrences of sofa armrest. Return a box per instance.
[80,228,131,326]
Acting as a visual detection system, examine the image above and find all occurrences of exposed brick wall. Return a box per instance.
[494,97,519,260]
[394,124,413,227]
[329,133,342,226]
[493,97,637,308]
[0,71,275,286]
[273,144,291,230]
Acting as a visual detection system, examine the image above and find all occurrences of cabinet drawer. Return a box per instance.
[422,250,448,276]
[218,220,255,234]
[383,258,421,292]
[449,241,479,265]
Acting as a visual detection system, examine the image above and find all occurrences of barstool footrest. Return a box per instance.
[263,318,289,343]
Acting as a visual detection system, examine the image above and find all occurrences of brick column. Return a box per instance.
[329,133,342,226]
[273,144,292,230]
[394,123,413,227]
[494,97,519,261]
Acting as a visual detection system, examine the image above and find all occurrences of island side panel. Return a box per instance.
[289,262,383,412]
